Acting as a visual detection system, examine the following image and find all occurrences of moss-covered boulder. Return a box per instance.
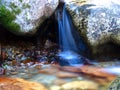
[65,0,120,55]
[0,0,58,35]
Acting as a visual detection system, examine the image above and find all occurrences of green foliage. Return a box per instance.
[0,1,2,5]
[0,5,20,32]
[19,0,23,2]
[22,3,31,9]
[13,8,21,15]
[9,2,17,9]
[9,2,21,14]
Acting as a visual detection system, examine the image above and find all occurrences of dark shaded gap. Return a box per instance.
[0,25,36,45]
[93,42,120,60]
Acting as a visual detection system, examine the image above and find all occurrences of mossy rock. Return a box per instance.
[0,5,20,33]
[0,0,59,35]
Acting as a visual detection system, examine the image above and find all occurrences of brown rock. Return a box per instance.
[55,65,117,85]
[53,79,67,85]
[39,68,58,74]
[35,65,41,69]
[55,71,79,78]
[0,77,47,90]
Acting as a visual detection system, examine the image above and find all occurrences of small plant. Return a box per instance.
[9,2,17,9]
[22,3,31,9]
[9,2,21,15]
[0,1,2,5]
[13,8,21,15]
[19,0,23,2]
[0,5,20,32]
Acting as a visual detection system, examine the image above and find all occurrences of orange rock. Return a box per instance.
[22,59,32,64]
[54,65,117,85]
[39,68,58,74]
[0,77,47,90]
[35,65,41,69]
[55,71,79,78]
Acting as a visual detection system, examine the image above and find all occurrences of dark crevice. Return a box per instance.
[93,42,120,59]
[0,25,36,45]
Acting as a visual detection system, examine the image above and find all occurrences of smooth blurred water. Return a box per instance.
[57,4,87,66]
[58,5,77,52]
[104,67,120,75]
[58,51,83,66]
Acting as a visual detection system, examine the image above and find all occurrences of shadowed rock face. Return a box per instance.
[65,0,120,55]
[0,0,58,35]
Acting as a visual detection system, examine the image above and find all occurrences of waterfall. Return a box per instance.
[57,4,87,66]
[57,5,78,52]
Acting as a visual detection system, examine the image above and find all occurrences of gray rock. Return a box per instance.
[0,0,58,35]
[65,0,120,54]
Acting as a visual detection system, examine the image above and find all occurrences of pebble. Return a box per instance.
[10,71,18,75]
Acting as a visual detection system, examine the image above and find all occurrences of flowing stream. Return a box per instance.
[57,4,87,66]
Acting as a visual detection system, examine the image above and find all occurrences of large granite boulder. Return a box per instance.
[65,0,120,55]
[0,0,58,35]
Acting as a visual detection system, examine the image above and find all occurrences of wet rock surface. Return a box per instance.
[0,61,118,90]
[0,43,119,90]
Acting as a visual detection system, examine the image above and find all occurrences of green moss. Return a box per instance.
[0,5,20,32]
[9,2,21,15]
[9,2,17,9]
[22,3,31,9]
[19,0,23,2]
[0,1,2,5]
[13,8,21,15]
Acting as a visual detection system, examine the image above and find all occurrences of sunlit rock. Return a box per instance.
[61,81,99,90]
[0,0,58,35]
[50,85,61,90]
[0,77,47,90]
[65,0,120,54]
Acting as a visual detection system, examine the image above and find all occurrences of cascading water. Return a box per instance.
[57,4,88,66]
[58,5,77,52]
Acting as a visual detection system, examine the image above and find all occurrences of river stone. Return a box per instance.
[65,0,120,54]
[0,0,58,35]
[61,80,98,90]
